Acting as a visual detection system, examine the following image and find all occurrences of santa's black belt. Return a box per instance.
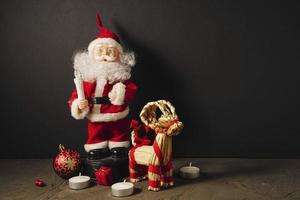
[87,97,110,104]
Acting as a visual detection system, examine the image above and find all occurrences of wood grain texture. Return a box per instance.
[0,159,300,199]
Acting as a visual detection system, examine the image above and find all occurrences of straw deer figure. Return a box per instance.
[128,100,184,191]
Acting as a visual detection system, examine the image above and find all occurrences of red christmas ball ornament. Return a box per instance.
[53,144,82,179]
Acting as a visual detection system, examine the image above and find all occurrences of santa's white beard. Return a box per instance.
[73,51,133,83]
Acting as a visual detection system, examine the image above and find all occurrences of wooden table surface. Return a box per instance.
[0,158,299,200]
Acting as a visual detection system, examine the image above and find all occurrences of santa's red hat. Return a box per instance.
[88,14,122,56]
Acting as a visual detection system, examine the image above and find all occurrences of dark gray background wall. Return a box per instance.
[0,0,299,158]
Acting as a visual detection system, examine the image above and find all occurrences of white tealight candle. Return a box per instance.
[179,162,200,179]
[68,173,90,190]
[111,180,134,197]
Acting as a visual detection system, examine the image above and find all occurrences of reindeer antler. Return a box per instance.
[139,100,183,135]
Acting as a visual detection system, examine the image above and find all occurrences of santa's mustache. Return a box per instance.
[94,55,116,62]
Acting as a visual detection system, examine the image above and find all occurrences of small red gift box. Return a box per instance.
[95,166,113,186]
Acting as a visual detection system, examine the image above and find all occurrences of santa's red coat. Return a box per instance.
[68,79,137,151]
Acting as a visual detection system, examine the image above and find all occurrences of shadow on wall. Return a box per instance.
[114,21,211,157]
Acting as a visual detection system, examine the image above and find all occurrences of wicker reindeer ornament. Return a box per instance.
[129,100,184,191]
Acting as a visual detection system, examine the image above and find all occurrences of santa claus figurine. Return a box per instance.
[68,14,137,161]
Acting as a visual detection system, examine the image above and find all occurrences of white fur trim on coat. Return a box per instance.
[108,82,126,106]
[87,106,129,122]
[88,38,123,59]
[71,98,89,120]
[84,141,108,152]
[108,141,130,149]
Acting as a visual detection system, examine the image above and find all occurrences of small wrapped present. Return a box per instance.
[95,166,113,186]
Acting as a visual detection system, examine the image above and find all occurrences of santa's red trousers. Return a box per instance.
[86,117,130,144]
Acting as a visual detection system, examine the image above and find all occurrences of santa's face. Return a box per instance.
[74,40,135,82]
[93,44,120,63]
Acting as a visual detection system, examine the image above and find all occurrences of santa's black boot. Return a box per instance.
[110,147,129,159]
[87,148,110,160]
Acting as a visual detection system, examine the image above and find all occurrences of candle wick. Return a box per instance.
[123,179,126,183]
[189,162,192,167]
[79,172,81,176]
